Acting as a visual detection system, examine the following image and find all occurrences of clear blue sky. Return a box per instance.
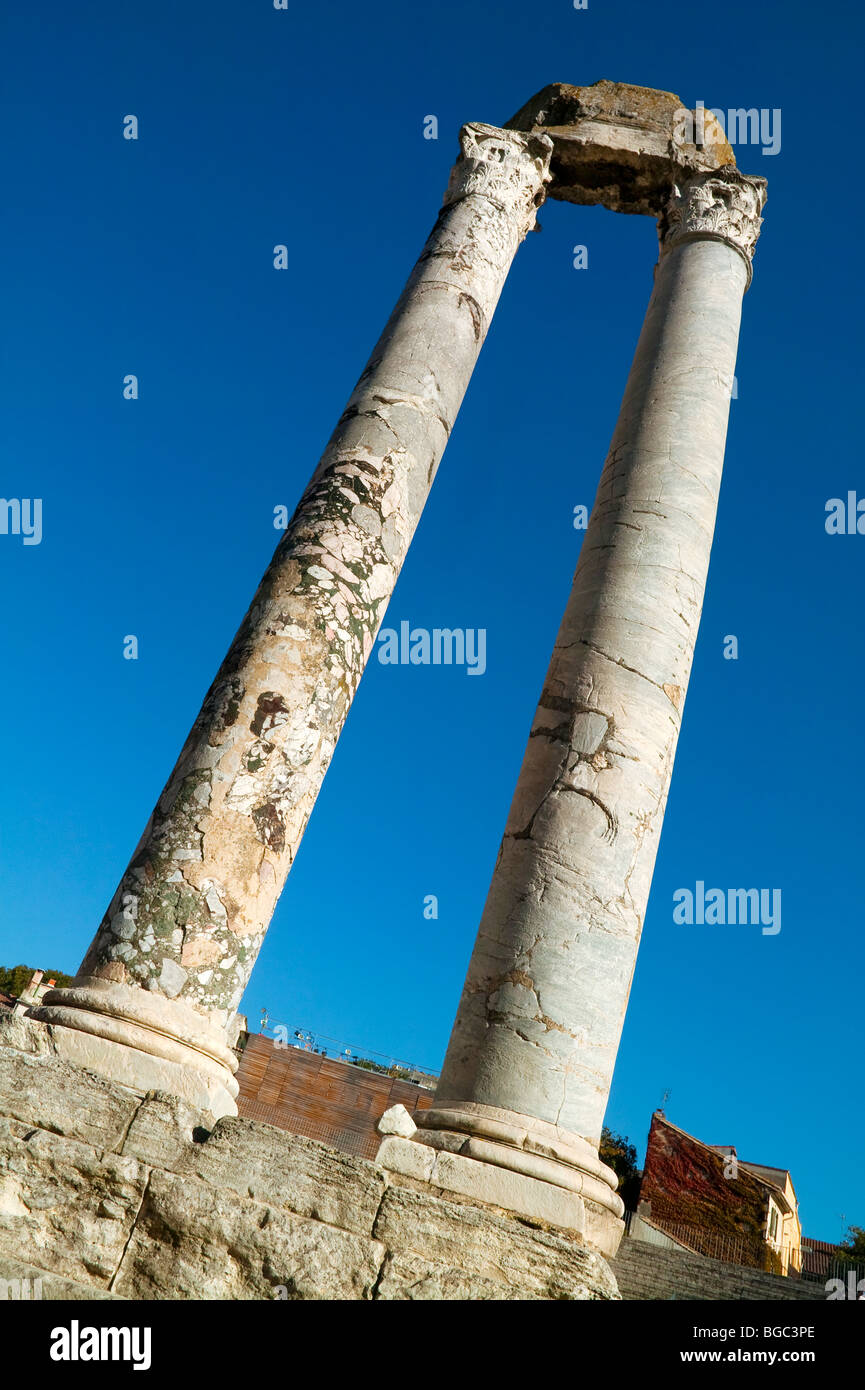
[1,1,861,1244]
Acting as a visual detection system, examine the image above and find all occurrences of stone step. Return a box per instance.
[611,1238,827,1302]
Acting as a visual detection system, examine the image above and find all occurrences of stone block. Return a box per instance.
[113,1170,386,1300]
[373,1185,619,1300]
[376,1104,416,1138]
[0,1011,54,1056]
[182,1116,387,1238]
[0,1039,139,1152]
[430,1148,586,1233]
[0,1120,147,1287]
[375,1135,436,1182]
[0,1043,620,1300]
[119,1091,203,1170]
[376,1252,545,1301]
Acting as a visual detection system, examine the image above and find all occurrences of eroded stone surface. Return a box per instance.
[182,1115,387,1238]
[0,1039,618,1300]
[113,1170,385,1301]
[119,1090,204,1170]
[0,1119,147,1287]
[0,1040,139,1152]
[506,80,736,214]
[0,1253,128,1300]
[373,1185,618,1300]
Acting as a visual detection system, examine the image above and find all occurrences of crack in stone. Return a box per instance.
[559,785,618,843]
[108,1168,152,1294]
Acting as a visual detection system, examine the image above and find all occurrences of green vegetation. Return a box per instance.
[840,1225,865,1259]
[600,1125,642,1210]
[351,1056,427,1084]
[0,963,74,998]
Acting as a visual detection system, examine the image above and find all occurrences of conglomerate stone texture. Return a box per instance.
[69,123,552,1028]
[0,1020,618,1301]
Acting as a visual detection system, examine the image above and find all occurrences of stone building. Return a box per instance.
[638,1111,802,1275]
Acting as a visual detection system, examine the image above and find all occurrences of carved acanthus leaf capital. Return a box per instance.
[659,166,767,285]
[443,122,553,239]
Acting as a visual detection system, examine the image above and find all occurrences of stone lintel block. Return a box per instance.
[375,1135,436,1182]
[505,80,736,214]
[429,1148,586,1234]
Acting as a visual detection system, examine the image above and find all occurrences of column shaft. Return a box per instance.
[33,124,553,1115]
[413,167,766,1250]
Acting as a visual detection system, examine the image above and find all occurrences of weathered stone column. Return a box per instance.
[393,167,766,1253]
[32,124,553,1117]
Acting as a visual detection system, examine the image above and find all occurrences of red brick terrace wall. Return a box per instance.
[235,1033,434,1160]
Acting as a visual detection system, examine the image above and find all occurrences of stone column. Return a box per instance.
[32,124,553,1117]
[394,167,766,1253]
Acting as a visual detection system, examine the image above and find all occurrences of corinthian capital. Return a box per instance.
[443,122,553,239]
[659,166,767,286]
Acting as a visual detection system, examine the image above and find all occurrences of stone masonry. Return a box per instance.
[0,1016,617,1301]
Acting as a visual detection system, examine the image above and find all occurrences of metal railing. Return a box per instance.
[798,1250,865,1287]
[257,1019,440,1089]
[633,1215,798,1274]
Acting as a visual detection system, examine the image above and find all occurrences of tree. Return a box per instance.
[840,1225,865,1258]
[600,1126,642,1210]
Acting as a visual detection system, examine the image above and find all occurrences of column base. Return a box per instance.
[29,977,239,1120]
[384,1099,625,1258]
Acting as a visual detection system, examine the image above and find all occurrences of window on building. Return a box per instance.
[768,1204,780,1242]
